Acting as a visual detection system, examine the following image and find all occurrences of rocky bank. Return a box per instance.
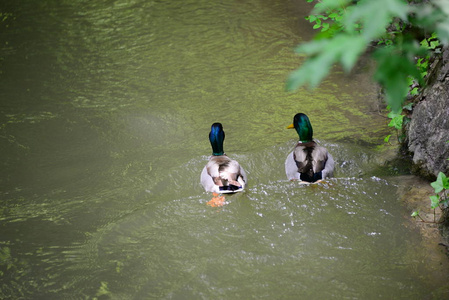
[406,46,449,179]
[404,46,449,242]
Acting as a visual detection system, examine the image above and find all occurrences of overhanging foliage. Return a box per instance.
[288,0,449,113]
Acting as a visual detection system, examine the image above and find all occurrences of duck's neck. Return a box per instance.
[210,138,225,156]
[294,114,313,142]
[297,127,313,143]
[209,123,225,156]
[212,150,225,156]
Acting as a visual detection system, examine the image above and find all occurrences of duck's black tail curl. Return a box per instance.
[300,144,322,183]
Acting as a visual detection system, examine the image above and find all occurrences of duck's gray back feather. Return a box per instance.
[285,141,334,181]
[293,143,329,173]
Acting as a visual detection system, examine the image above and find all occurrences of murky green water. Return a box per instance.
[1,0,447,299]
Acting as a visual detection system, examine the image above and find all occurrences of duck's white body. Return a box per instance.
[285,142,334,181]
[201,155,247,193]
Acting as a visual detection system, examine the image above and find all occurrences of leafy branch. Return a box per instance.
[412,172,449,223]
[288,0,449,113]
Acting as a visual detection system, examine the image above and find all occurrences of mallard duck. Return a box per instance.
[285,113,334,182]
[201,123,247,205]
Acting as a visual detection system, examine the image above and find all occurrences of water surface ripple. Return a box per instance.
[0,0,446,299]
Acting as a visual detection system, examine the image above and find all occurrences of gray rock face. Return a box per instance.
[407,48,449,178]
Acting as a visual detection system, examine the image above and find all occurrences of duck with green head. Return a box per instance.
[201,123,247,196]
[285,113,334,182]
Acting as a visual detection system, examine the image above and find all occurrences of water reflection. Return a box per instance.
[0,0,446,299]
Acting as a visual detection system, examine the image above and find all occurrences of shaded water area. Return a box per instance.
[1,0,448,299]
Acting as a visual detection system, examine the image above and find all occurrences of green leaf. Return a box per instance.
[414,2,449,44]
[388,116,403,129]
[373,44,424,113]
[435,0,449,17]
[430,195,440,209]
[443,176,449,189]
[387,111,399,120]
[411,210,419,217]
[287,34,367,90]
[314,23,344,39]
[338,36,366,71]
[387,112,404,129]
[430,40,439,49]
[313,0,351,13]
[308,15,317,22]
[343,0,410,39]
[430,172,449,193]
[420,39,430,49]
[403,103,413,111]
[384,135,391,143]
[295,39,329,56]
[436,21,449,44]
[286,55,333,91]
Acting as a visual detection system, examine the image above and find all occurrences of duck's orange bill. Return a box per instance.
[287,123,295,129]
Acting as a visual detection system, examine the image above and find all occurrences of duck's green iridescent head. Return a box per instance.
[287,113,313,142]
[209,123,225,156]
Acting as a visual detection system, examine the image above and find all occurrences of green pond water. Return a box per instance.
[1,0,448,299]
